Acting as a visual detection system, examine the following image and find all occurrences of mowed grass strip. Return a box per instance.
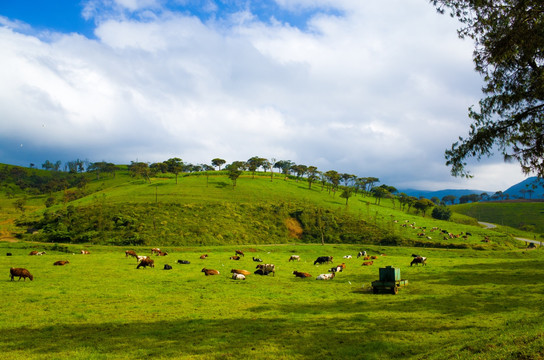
[1,243,543,359]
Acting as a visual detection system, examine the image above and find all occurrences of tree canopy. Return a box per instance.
[431,0,544,178]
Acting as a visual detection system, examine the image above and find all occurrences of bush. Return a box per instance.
[432,206,452,221]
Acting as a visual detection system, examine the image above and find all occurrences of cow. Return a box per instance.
[200,254,208,259]
[6,253,12,256]
[357,251,367,258]
[157,251,168,256]
[256,264,275,276]
[177,260,191,264]
[136,258,155,269]
[292,271,312,278]
[362,261,374,266]
[288,255,300,262]
[10,267,33,281]
[151,248,161,255]
[235,250,245,257]
[125,250,138,258]
[316,273,335,280]
[80,250,90,254]
[53,260,69,266]
[163,264,172,270]
[231,273,246,280]
[410,256,427,266]
[136,255,149,263]
[231,269,251,276]
[313,256,333,265]
[230,256,241,260]
[252,257,263,262]
[201,268,219,276]
[254,269,272,276]
[329,266,343,273]
[343,255,352,259]
[29,251,45,256]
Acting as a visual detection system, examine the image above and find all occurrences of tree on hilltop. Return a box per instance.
[165,158,183,184]
[431,0,544,178]
[211,158,226,171]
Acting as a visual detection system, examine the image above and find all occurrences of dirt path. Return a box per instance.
[479,221,541,246]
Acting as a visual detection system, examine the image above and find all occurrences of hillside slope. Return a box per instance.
[0,164,518,248]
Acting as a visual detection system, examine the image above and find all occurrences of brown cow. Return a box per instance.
[125,250,138,258]
[137,258,155,269]
[230,256,241,260]
[200,254,208,259]
[292,271,312,278]
[362,261,374,266]
[53,260,69,266]
[10,268,33,281]
[202,268,219,276]
[235,250,245,257]
[231,269,251,276]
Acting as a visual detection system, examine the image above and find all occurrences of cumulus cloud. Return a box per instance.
[0,0,528,191]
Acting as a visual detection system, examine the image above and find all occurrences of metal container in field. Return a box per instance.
[379,265,401,282]
[372,266,408,295]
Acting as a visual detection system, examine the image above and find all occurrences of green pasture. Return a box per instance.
[452,202,544,235]
[1,242,543,360]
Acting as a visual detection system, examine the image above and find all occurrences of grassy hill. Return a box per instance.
[0,163,525,249]
[451,201,544,235]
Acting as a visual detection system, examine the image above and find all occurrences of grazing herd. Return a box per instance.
[7,247,430,285]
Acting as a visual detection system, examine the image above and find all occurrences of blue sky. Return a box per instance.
[0,0,531,191]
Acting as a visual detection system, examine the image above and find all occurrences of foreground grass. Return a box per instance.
[1,242,543,360]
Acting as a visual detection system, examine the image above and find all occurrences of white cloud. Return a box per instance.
[0,0,527,191]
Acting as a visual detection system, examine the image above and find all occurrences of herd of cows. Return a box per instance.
[7,247,428,283]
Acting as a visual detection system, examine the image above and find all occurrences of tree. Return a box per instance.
[211,158,226,171]
[246,156,266,179]
[432,206,452,220]
[340,187,353,205]
[324,170,340,195]
[442,194,457,205]
[414,198,435,217]
[432,0,544,178]
[371,186,389,205]
[274,160,293,180]
[226,163,242,189]
[14,197,26,213]
[128,161,151,183]
[307,166,319,190]
[165,158,184,184]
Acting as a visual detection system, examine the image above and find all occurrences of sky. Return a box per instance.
[0,0,532,192]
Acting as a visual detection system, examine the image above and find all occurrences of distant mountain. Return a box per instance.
[398,177,544,203]
[503,177,544,200]
[397,188,491,203]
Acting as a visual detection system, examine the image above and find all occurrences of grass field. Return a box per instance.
[2,242,543,360]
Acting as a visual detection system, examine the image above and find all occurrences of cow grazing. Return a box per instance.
[231,273,246,280]
[125,250,138,258]
[313,256,333,265]
[362,261,374,266]
[252,257,263,262]
[200,254,208,259]
[231,269,251,276]
[410,256,427,266]
[53,260,69,266]
[10,267,33,281]
[357,251,367,258]
[254,269,272,276]
[177,260,191,264]
[80,250,90,254]
[316,273,335,280]
[293,271,312,278]
[256,264,275,276]
[289,255,300,262]
[230,255,241,260]
[136,258,155,269]
[163,264,172,270]
[151,248,161,255]
[136,255,149,262]
[235,250,245,257]
[202,268,219,276]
